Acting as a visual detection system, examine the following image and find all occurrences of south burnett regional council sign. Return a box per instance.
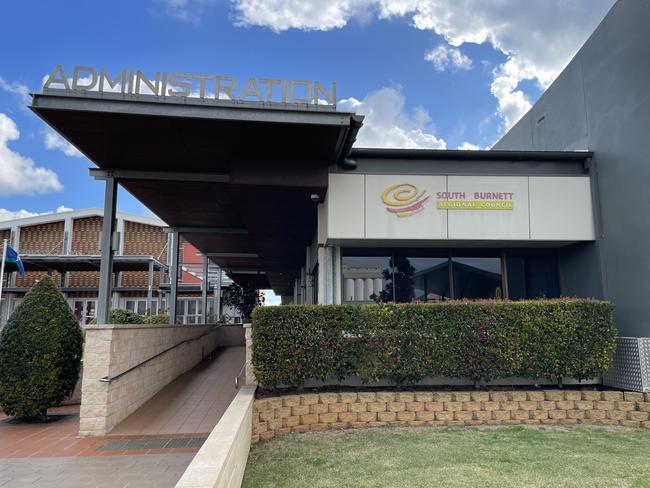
[43,65,337,107]
[381,183,514,217]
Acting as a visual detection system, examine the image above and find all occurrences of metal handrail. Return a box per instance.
[234,363,246,389]
[99,326,220,383]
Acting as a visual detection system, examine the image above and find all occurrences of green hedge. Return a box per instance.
[251,300,616,388]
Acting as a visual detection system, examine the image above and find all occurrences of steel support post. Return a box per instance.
[214,268,222,322]
[146,259,154,314]
[201,256,209,323]
[169,232,180,325]
[97,177,117,324]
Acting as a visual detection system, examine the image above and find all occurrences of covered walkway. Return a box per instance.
[110,346,245,436]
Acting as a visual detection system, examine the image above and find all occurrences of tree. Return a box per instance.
[0,275,84,420]
[221,283,264,322]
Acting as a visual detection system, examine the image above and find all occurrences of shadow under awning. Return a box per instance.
[31,91,364,295]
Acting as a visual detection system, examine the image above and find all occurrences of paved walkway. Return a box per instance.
[0,454,195,488]
[111,346,245,435]
[0,347,245,486]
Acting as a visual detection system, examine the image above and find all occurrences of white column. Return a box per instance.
[354,279,364,301]
[364,278,374,299]
[317,247,326,304]
[333,246,342,304]
[344,279,355,302]
[374,278,383,296]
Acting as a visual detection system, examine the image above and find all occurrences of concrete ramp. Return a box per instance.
[110,347,245,436]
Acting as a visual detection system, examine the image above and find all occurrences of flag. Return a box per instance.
[5,245,25,277]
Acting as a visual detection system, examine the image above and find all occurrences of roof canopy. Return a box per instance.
[31,91,363,294]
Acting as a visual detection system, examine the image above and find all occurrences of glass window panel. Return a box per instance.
[507,254,560,300]
[73,301,84,322]
[125,300,135,311]
[342,255,392,303]
[136,301,146,315]
[506,257,526,300]
[406,257,451,303]
[150,302,158,315]
[187,300,197,315]
[452,257,503,299]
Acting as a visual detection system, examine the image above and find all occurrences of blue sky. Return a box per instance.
[0,0,614,220]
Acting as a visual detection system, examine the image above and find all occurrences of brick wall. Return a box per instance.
[15,222,65,288]
[121,221,168,288]
[7,216,167,291]
[79,324,220,436]
[20,222,64,254]
[71,217,101,254]
[251,390,650,443]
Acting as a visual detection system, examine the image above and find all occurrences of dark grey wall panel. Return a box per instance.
[496,0,650,336]
[558,242,604,300]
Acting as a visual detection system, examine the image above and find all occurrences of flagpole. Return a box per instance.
[0,238,7,308]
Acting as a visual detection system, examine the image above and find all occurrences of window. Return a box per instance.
[396,254,451,303]
[72,300,96,325]
[451,256,502,300]
[342,248,560,303]
[125,299,157,315]
[506,251,560,299]
[176,298,202,324]
[342,253,392,302]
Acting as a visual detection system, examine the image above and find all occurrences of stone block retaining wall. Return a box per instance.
[80,324,219,436]
[252,390,650,443]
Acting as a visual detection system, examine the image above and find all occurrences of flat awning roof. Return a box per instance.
[31,90,363,295]
[4,255,167,274]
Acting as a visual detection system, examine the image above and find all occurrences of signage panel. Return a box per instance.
[326,174,595,242]
[366,175,447,239]
[446,176,529,240]
[42,65,337,107]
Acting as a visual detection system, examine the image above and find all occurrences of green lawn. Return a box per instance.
[242,426,650,488]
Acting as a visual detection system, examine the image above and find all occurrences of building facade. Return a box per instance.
[26,0,647,389]
[0,208,240,326]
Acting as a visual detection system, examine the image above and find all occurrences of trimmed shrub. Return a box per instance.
[251,299,616,389]
[90,308,145,325]
[0,276,84,419]
[143,312,170,324]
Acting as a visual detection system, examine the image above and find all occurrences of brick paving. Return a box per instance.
[0,347,245,486]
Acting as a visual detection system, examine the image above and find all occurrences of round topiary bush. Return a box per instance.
[0,275,84,420]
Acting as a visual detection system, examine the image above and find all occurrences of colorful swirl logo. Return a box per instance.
[381,183,430,217]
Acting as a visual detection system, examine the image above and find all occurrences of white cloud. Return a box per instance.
[338,87,445,149]
[233,0,368,31]
[157,0,217,25]
[231,0,614,130]
[424,44,472,72]
[0,205,74,223]
[458,141,480,150]
[0,209,38,221]
[43,128,84,158]
[0,76,30,105]
[0,113,62,197]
